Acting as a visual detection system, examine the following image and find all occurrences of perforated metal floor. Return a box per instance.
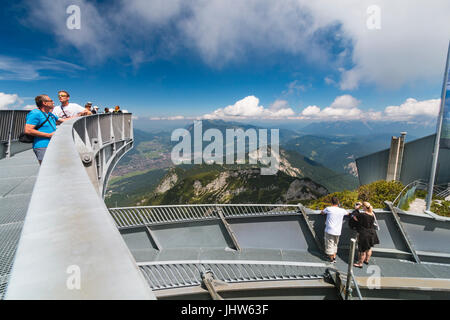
[0,150,39,299]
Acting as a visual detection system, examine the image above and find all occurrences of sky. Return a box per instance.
[1,0,450,125]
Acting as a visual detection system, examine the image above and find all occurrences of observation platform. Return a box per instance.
[0,110,449,300]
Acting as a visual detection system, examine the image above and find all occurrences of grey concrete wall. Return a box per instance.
[357,134,450,186]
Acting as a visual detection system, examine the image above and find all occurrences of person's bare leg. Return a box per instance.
[354,252,365,267]
[365,249,372,263]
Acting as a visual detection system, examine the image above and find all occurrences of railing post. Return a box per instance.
[345,238,357,300]
[5,110,15,158]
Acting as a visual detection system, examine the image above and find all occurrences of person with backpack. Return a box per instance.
[24,95,67,164]
[352,201,380,268]
[349,202,362,231]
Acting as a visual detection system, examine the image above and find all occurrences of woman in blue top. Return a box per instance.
[25,94,68,164]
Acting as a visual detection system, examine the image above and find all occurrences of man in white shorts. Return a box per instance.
[52,90,91,119]
[321,196,349,263]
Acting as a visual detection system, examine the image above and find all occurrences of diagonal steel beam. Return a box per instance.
[216,207,241,251]
[385,201,421,263]
[297,204,324,253]
[201,270,225,300]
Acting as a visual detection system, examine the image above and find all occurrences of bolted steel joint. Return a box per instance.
[82,153,92,165]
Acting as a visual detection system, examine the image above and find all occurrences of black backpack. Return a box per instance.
[348,210,359,230]
[19,111,53,143]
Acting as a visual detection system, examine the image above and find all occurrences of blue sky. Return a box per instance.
[1,0,449,124]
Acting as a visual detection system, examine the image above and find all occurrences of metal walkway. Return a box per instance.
[0,150,39,299]
[110,204,450,299]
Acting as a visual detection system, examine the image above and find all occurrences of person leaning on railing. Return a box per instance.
[52,90,91,119]
[24,95,69,165]
[352,201,380,268]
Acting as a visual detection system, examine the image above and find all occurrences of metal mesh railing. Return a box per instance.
[109,204,301,229]
[139,261,327,290]
[0,110,29,142]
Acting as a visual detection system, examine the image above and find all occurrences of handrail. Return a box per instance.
[392,179,448,208]
[350,269,363,300]
[392,179,427,207]
[0,110,31,158]
[5,114,155,299]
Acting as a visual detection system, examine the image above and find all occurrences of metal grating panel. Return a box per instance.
[110,205,300,229]
[0,222,24,299]
[138,261,327,290]
[112,114,123,140]
[110,205,221,228]
[100,114,112,144]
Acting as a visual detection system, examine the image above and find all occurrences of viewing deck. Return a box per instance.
[0,110,449,300]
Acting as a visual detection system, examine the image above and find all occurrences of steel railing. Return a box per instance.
[5,113,155,300]
[0,110,30,159]
[109,204,301,229]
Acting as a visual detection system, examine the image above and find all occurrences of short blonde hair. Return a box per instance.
[363,201,373,213]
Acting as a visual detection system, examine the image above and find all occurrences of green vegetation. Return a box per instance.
[105,168,168,207]
[283,150,358,192]
[305,180,404,210]
[144,165,328,205]
[431,200,450,217]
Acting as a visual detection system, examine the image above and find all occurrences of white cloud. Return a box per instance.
[27,0,450,89]
[270,99,289,111]
[300,95,440,121]
[149,115,187,120]
[300,95,362,120]
[301,105,321,117]
[306,0,450,89]
[384,98,440,121]
[324,76,336,85]
[282,80,307,96]
[27,0,118,63]
[23,105,36,110]
[202,96,295,120]
[0,93,22,110]
[147,95,439,122]
[0,56,84,81]
[329,94,360,109]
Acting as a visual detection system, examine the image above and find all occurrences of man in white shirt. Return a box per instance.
[321,196,349,263]
[52,90,90,119]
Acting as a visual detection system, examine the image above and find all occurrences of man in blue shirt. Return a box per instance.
[25,94,67,164]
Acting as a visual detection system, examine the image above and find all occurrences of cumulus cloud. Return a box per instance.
[0,93,23,110]
[202,96,295,120]
[299,95,440,122]
[300,95,362,120]
[146,95,440,122]
[384,98,440,121]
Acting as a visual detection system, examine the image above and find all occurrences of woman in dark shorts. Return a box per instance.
[353,201,380,268]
